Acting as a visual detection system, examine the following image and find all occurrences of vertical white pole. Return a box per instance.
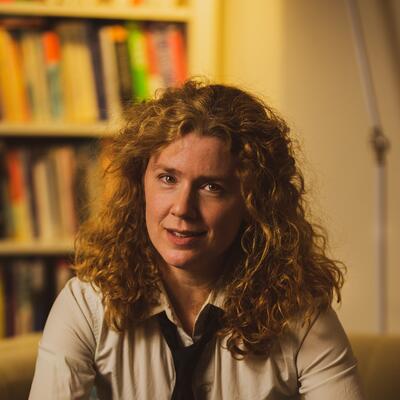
[345,0,389,333]
[376,163,387,332]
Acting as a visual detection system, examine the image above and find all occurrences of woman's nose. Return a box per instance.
[170,186,198,220]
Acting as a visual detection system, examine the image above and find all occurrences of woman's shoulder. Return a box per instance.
[282,306,352,358]
[63,276,101,300]
[49,276,104,336]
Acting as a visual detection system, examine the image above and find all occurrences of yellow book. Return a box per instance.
[0,27,30,122]
[57,22,98,123]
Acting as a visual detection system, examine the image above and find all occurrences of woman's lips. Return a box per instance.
[165,228,206,246]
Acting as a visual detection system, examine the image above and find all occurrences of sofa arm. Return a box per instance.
[0,333,41,400]
[349,334,400,400]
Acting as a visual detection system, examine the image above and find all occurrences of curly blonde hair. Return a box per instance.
[75,80,344,357]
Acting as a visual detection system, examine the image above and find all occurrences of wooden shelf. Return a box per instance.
[0,239,74,256]
[0,2,191,22]
[0,121,120,137]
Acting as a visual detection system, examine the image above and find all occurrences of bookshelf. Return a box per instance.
[0,0,221,337]
[0,0,221,138]
[0,121,115,137]
[0,239,73,256]
[0,3,191,21]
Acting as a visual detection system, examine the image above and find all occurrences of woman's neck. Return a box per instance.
[159,265,216,336]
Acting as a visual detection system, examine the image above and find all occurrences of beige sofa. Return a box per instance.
[0,333,399,400]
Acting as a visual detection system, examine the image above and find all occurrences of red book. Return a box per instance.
[5,149,33,240]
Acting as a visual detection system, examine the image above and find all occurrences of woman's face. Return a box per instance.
[144,132,245,278]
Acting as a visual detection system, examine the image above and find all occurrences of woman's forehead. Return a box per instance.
[148,132,238,178]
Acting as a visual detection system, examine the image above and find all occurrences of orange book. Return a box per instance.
[5,149,33,241]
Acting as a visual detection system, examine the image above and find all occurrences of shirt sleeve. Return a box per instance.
[29,278,99,400]
[296,307,365,400]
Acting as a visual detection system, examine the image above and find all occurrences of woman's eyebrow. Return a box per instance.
[152,163,234,182]
[152,164,180,175]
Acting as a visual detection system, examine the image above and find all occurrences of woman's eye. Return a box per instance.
[159,174,176,184]
[204,183,223,193]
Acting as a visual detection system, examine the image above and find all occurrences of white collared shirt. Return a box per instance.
[29,277,364,400]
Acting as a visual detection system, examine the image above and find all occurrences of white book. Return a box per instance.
[32,151,57,240]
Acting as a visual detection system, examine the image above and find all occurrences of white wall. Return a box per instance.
[221,0,400,333]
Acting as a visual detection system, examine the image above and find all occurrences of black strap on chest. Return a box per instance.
[156,307,222,400]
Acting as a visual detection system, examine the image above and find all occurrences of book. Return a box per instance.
[32,149,56,240]
[22,147,39,238]
[166,23,187,85]
[152,23,174,88]
[86,22,108,120]
[111,25,134,108]
[51,145,77,239]
[45,148,63,239]
[42,30,64,120]
[99,24,123,122]
[0,27,30,122]
[30,258,47,331]
[20,29,52,121]
[5,148,34,241]
[126,22,149,101]
[17,148,35,239]
[0,142,12,239]
[144,24,164,96]
[57,22,99,122]
[13,260,33,335]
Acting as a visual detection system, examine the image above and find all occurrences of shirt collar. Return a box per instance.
[146,280,226,327]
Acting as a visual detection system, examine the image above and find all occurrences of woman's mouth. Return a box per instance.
[165,229,206,245]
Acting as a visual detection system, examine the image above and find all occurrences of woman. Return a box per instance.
[30,80,364,399]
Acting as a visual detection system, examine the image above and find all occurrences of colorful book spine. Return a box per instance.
[144,24,164,96]
[5,149,34,241]
[13,260,33,335]
[152,23,175,87]
[0,258,74,337]
[86,23,108,120]
[57,22,99,122]
[52,146,77,238]
[99,25,123,122]
[43,30,64,120]
[0,144,103,242]
[0,27,30,121]
[21,29,52,121]
[167,23,187,85]
[32,150,55,240]
[0,20,188,124]
[126,22,149,101]
[111,25,134,107]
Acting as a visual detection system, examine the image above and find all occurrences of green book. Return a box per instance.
[126,22,149,101]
